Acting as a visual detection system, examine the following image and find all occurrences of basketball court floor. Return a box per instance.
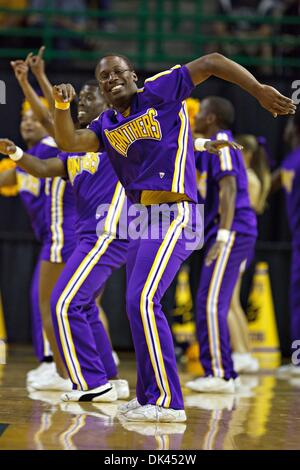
[0,346,299,450]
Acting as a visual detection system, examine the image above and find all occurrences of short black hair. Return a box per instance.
[95,53,134,77]
[81,79,103,98]
[206,96,235,129]
[80,79,110,109]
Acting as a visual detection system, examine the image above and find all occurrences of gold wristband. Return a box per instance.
[55,100,70,110]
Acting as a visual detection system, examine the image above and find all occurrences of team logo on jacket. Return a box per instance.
[67,152,100,184]
[104,108,162,157]
[16,172,41,196]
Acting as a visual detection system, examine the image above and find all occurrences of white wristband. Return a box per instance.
[216,229,231,243]
[194,138,211,152]
[9,146,24,161]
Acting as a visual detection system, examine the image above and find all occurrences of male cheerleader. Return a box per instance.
[186,97,257,393]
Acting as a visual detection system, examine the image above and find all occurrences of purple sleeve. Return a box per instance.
[211,148,238,182]
[57,151,69,180]
[280,155,289,171]
[38,144,59,160]
[87,114,104,152]
[194,151,202,172]
[142,65,195,104]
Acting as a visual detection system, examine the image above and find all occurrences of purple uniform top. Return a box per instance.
[195,130,257,241]
[15,137,59,242]
[58,150,127,239]
[281,147,300,241]
[16,167,47,242]
[27,137,77,261]
[28,136,59,162]
[88,65,197,204]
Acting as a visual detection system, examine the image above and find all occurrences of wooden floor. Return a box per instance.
[0,346,300,450]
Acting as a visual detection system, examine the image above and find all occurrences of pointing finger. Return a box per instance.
[25,52,33,65]
[38,45,45,58]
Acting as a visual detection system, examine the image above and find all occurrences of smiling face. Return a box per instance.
[77,84,107,127]
[20,110,47,146]
[95,55,138,112]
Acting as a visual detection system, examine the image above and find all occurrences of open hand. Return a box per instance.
[0,139,17,155]
[205,241,225,266]
[53,83,76,103]
[205,140,243,155]
[257,84,296,118]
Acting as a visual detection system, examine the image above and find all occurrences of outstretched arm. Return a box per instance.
[11,56,54,137]
[0,139,66,178]
[53,84,99,152]
[0,168,17,188]
[194,137,243,154]
[28,46,55,115]
[186,53,296,117]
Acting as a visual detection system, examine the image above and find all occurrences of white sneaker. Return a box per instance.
[112,351,120,367]
[61,382,117,402]
[30,371,73,392]
[109,379,130,399]
[185,376,236,394]
[118,397,141,415]
[27,362,56,384]
[248,356,260,372]
[232,353,259,373]
[123,405,186,423]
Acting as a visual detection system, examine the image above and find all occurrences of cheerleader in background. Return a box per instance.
[228,135,271,373]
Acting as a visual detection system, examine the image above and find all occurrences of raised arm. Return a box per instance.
[11,57,54,137]
[195,137,243,154]
[186,53,296,118]
[53,84,99,152]
[28,46,55,115]
[0,139,66,178]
